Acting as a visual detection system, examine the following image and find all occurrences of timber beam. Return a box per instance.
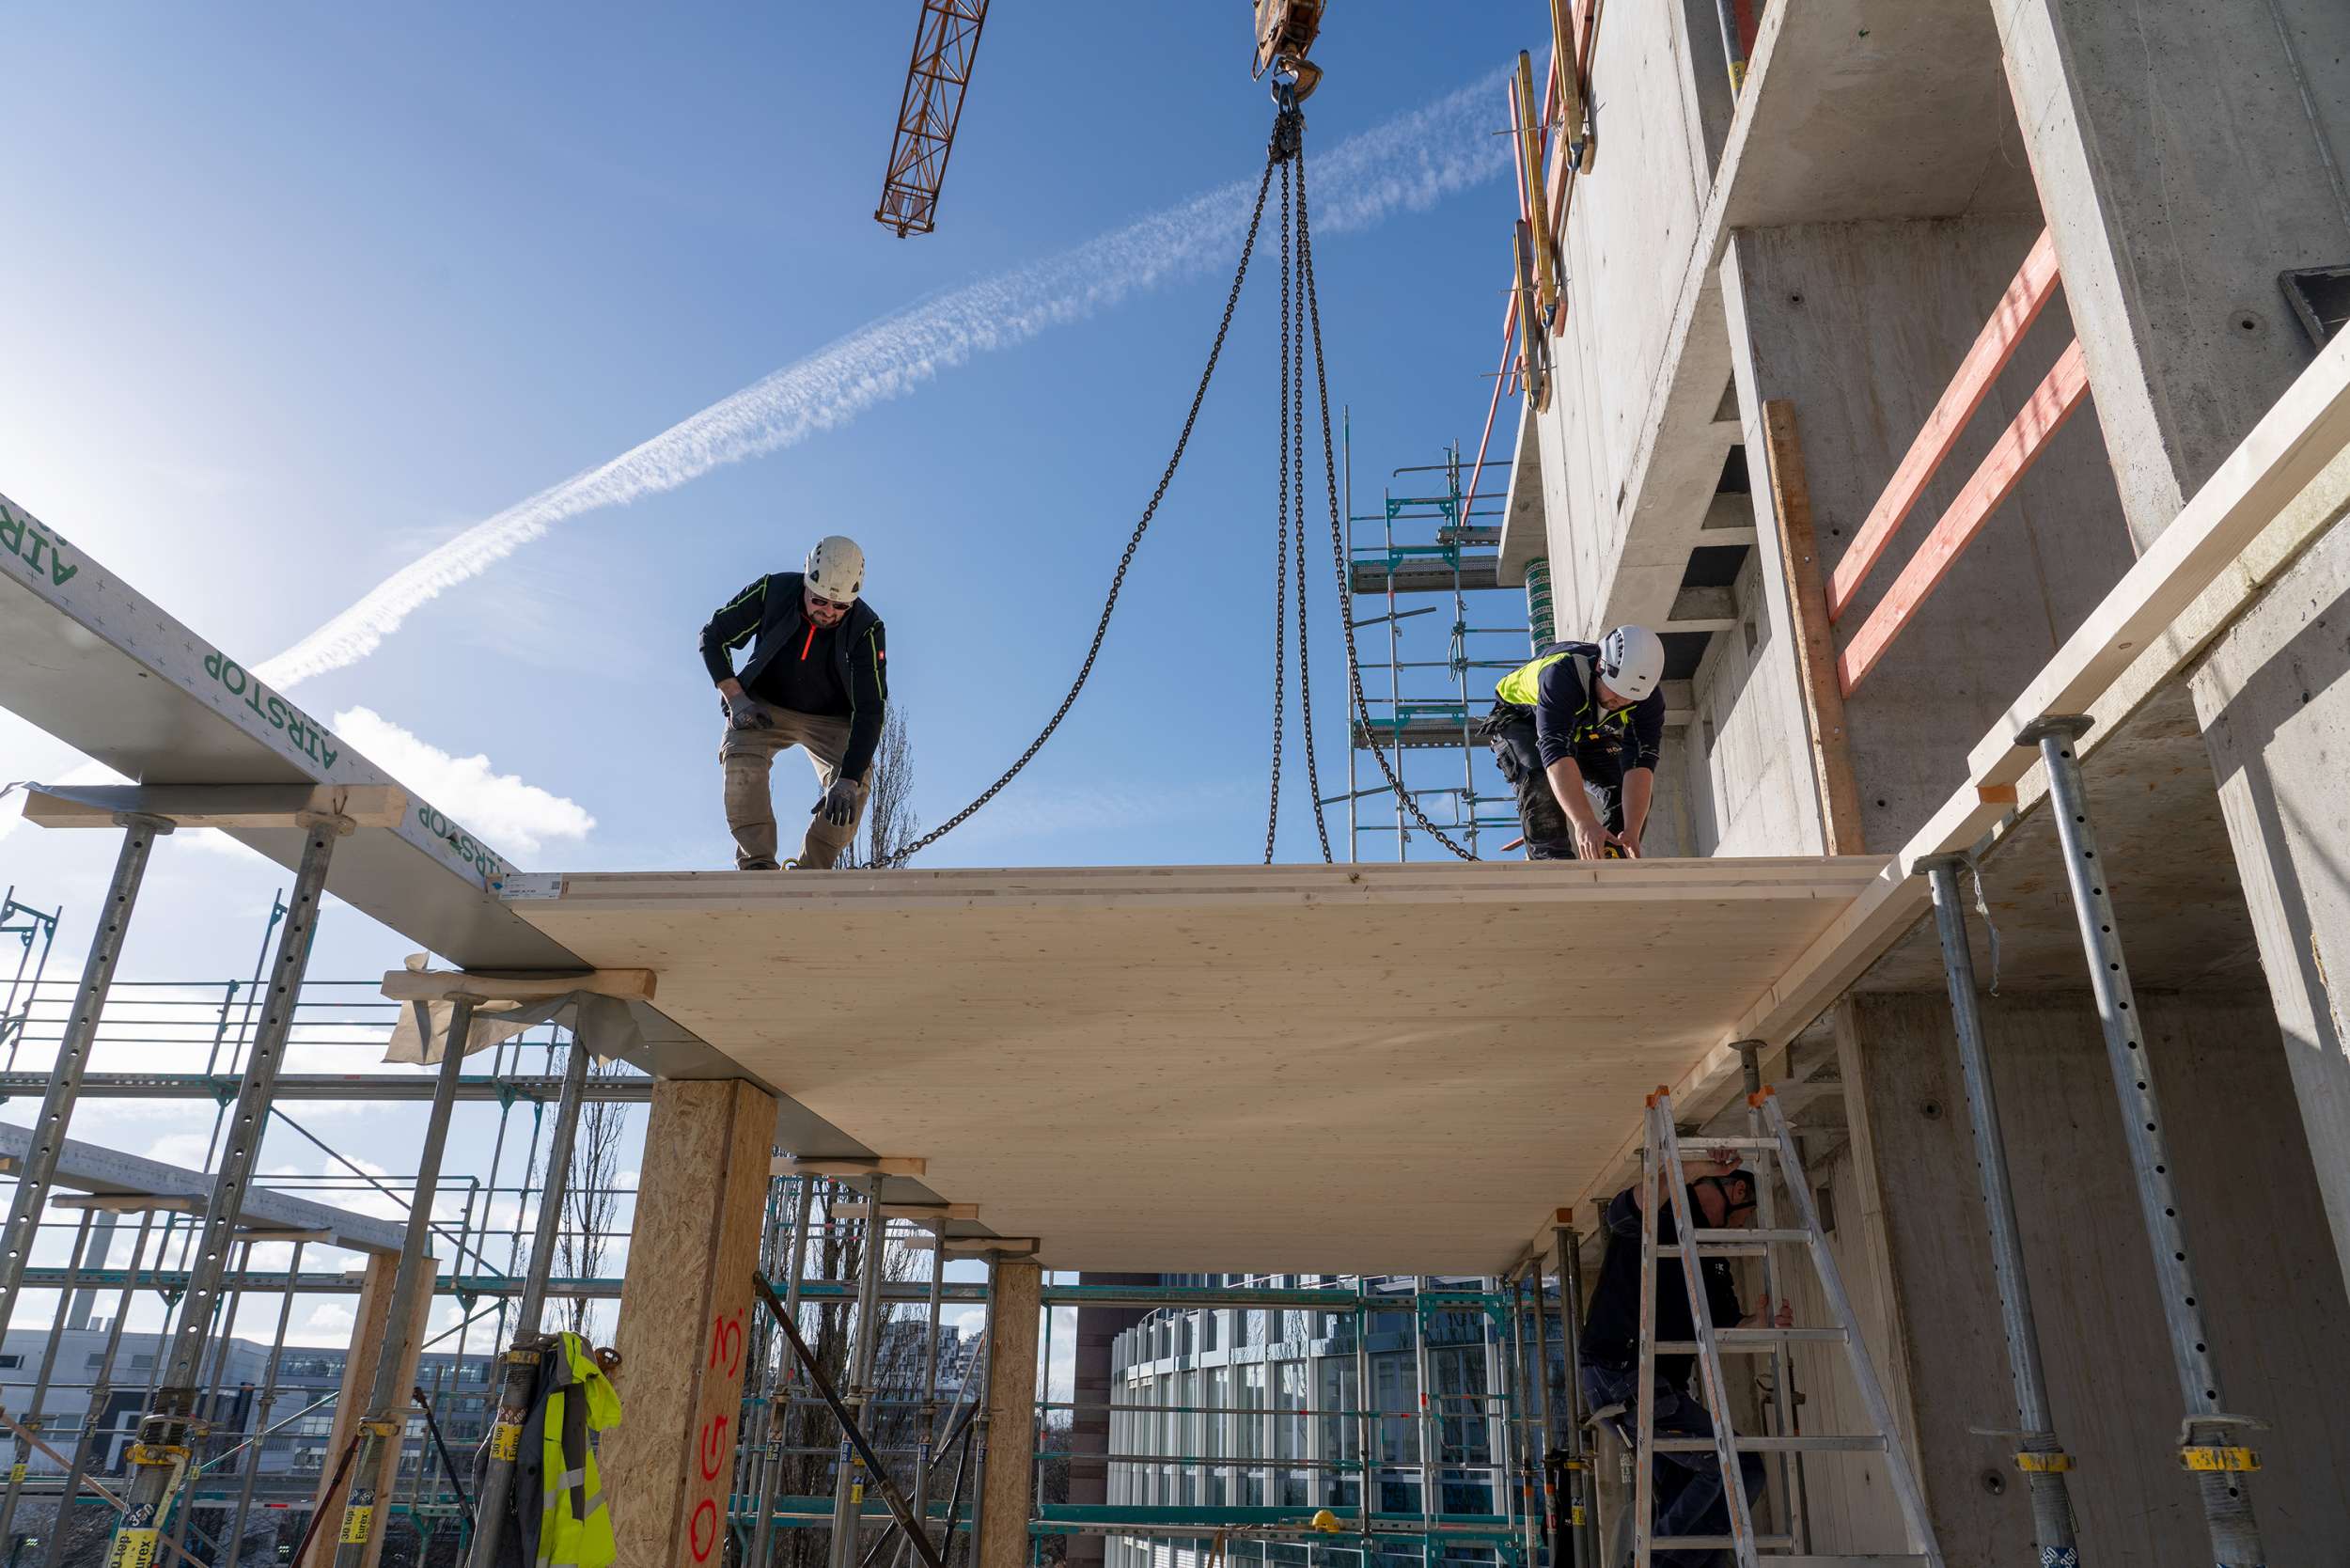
[379,966,657,1004]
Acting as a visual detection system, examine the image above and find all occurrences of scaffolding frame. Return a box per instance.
[0,895,1594,1566]
[1333,430,1529,863]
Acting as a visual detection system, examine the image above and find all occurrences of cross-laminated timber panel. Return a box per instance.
[503,858,1888,1276]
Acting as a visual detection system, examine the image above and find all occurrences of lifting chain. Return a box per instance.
[881,144,1281,867]
[1296,136,1478,861]
[890,95,1471,866]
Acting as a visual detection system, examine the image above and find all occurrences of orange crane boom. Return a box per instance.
[875,0,992,237]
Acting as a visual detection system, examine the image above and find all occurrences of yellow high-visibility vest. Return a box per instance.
[536,1332,621,1568]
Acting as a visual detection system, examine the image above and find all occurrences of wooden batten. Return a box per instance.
[378,966,656,1004]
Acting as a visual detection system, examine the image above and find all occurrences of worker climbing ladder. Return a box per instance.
[1635,1088,1943,1568]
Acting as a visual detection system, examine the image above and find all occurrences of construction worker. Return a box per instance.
[1579,1147,1783,1567]
[1482,625,1667,859]
[700,536,887,870]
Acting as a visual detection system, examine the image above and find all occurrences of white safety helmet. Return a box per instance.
[1597,624,1665,702]
[806,535,866,604]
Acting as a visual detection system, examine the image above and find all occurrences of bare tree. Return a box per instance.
[861,705,918,868]
[556,1047,628,1338]
[775,1197,928,1568]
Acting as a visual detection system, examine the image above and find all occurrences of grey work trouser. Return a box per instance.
[1481,705,1623,859]
[719,701,871,870]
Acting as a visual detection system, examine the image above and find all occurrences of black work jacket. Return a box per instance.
[699,571,888,778]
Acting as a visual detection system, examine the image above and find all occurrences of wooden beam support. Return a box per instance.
[1827,229,2063,619]
[1762,400,1867,855]
[378,966,656,1004]
[978,1258,1043,1568]
[773,1155,927,1179]
[22,782,406,830]
[52,1194,201,1215]
[913,1234,1041,1257]
[302,1250,433,1568]
[1838,340,2092,696]
[829,1200,981,1221]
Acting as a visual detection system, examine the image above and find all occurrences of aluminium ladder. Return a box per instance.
[1634,1087,1942,1568]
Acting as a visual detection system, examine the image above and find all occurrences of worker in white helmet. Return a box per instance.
[698,536,886,870]
[1481,625,1667,860]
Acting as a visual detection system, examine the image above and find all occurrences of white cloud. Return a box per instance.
[330,706,594,854]
[146,1131,216,1168]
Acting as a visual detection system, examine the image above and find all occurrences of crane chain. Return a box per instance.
[885,142,1283,867]
[1296,137,1479,862]
[1288,153,1332,863]
[1264,154,1292,866]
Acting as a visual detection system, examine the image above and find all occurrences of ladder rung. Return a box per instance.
[1757,1558,1930,1566]
[1657,1243,1770,1258]
[1653,1328,1850,1355]
[1687,1137,1780,1151]
[1652,1434,1886,1453]
[1720,1326,1850,1343]
[1653,1536,1795,1550]
[1693,1227,1813,1244]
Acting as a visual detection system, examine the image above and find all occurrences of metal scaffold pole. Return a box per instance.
[219,1237,306,1568]
[1351,1283,1373,1536]
[904,1215,948,1568]
[0,814,173,1344]
[2021,716,2264,1567]
[106,811,344,1566]
[1915,855,2080,1562]
[1735,1042,1808,1554]
[334,996,478,1565]
[1553,1222,1593,1568]
[0,1210,96,1541]
[751,1172,819,1568]
[830,1176,890,1568]
[1526,1264,1559,1566]
[464,1026,593,1568]
[44,1208,155,1568]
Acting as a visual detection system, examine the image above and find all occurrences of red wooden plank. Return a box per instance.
[1837,339,2092,696]
[1827,229,2062,621]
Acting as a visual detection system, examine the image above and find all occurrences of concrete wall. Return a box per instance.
[1684,539,1818,855]
[1815,990,2350,1562]
[1995,0,2350,1295]
[1532,0,1722,637]
[1723,217,2138,855]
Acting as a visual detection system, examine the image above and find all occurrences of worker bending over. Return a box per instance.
[1482,625,1666,859]
[1580,1147,1784,1566]
[699,536,886,870]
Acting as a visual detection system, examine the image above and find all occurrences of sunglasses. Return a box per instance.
[807,592,852,613]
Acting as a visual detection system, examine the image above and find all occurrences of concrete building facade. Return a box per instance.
[1494,0,2350,1560]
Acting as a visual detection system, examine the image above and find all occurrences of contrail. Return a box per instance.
[257,71,1510,688]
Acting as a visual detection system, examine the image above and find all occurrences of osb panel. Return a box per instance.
[514,860,1886,1275]
[606,1079,775,1567]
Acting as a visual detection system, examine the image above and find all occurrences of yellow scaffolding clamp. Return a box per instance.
[2177,1414,2264,1473]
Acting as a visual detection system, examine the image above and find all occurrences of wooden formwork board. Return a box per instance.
[505,858,1888,1275]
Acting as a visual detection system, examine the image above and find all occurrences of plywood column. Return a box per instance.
[603,1079,776,1568]
[978,1258,1042,1568]
[1994,0,2350,1298]
[303,1249,434,1568]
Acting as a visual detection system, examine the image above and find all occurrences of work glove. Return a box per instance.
[724,692,774,731]
[814,778,859,828]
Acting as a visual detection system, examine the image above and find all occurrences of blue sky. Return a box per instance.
[1,7,1543,1354]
